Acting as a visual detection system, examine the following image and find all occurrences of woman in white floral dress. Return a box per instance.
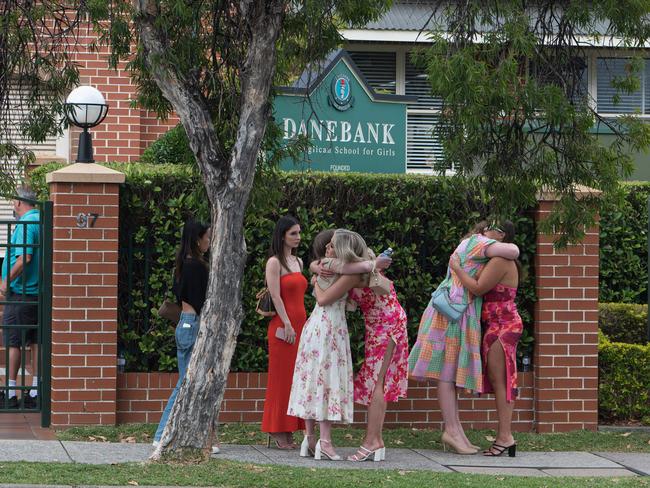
[287,229,369,461]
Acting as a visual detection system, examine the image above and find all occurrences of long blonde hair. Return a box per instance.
[332,229,369,263]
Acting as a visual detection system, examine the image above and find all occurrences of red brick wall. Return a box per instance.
[69,25,178,163]
[533,200,600,432]
[49,179,121,425]
[117,372,535,430]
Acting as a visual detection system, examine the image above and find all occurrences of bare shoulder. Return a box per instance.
[266,256,280,271]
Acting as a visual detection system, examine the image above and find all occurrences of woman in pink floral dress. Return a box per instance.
[347,278,408,462]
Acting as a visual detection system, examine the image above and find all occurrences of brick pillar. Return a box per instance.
[46,163,125,426]
[534,194,600,433]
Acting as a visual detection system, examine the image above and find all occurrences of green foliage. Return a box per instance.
[599,182,650,303]
[31,164,536,372]
[599,334,650,423]
[140,124,195,166]
[420,1,650,247]
[0,1,80,196]
[599,303,649,345]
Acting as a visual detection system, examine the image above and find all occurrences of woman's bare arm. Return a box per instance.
[314,274,361,306]
[266,258,296,343]
[450,256,507,296]
[485,242,519,260]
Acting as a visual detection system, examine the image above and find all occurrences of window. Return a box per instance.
[0,83,60,257]
[405,56,441,110]
[597,58,646,114]
[404,56,445,171]
[348,51,397,94]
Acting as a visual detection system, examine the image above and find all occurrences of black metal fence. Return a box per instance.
[0,195,52,427]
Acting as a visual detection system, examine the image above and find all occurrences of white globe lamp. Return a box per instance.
[64,86,109,163]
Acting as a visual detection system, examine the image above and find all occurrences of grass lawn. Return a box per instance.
[0,459,647,488]
[57,422,650,453]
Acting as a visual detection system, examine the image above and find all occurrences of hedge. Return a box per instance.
[599,303,649,345]
[599,334,650,424]
[30,163,536,372]
[599,183,650,303]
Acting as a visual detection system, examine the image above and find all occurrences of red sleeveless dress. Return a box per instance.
[480,283,523,402]
[261,272,307,433]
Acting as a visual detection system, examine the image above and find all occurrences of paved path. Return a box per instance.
[0,440,648,477]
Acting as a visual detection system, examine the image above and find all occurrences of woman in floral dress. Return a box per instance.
[287,229,370,461]
[346,277,409,462]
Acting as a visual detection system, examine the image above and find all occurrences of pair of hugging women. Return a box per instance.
[262,219,409,462]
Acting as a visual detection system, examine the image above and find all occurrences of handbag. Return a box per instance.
[369,269,392,296]
[431,285,467,322]
[255,286,276,317]
[158,299,181,324]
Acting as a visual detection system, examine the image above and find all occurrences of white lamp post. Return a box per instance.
[64,86,109,163]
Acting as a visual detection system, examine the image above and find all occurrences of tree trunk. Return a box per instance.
[134,0,286,460]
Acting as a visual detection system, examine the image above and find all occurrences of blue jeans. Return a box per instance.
[154,312,199,442]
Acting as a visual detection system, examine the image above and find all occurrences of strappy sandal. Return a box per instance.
[267,434,294,450]
[314,439,342,461]
[287,432,299,449]
[347,445,385,462]
[483,442,517,457]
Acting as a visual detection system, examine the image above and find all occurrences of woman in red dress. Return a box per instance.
[450,220,522,457]
[261,215,307,449]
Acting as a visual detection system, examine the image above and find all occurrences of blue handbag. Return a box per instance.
[431,286,466,322]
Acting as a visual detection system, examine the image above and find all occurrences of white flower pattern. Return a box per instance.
[287,295,353,423]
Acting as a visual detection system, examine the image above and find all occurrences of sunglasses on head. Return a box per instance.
[486,225,504,234]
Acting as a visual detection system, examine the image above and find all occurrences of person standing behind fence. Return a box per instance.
[0,186,40,410]
[261,215,307,449]
[153,220,211,447]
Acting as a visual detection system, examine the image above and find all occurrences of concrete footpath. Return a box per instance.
[0,440,649,478]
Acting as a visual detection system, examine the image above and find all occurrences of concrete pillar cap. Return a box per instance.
[45,163,125,184]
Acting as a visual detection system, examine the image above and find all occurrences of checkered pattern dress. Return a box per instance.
[408,234,495,393]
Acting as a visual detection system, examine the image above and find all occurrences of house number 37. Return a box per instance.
[76,213,99,228]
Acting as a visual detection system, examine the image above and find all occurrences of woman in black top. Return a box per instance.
[153,220,211,447]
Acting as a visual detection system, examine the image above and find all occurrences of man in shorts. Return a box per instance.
[0,186,40,409]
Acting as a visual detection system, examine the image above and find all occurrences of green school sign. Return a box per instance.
[274,51,414,173]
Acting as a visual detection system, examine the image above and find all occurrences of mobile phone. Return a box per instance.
[380,247,394,258]
[275,327,286,340]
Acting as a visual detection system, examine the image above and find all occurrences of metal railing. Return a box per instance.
[0,194,52,427]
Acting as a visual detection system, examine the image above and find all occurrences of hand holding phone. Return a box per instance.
[275,327,286,341]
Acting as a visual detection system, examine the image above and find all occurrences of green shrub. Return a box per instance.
[599,334,650,423]
[599,302,649,345]
[140,124,195,166]
[31,164,537,372]
[599,183,650,303]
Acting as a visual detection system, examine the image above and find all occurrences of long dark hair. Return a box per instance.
[495,219,523,282]
[174,220,210,281]
[269,215,300,271]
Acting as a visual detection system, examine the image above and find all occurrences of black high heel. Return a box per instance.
[483,442,516,457]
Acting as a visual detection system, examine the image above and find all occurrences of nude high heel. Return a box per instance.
[441,432,478,455]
